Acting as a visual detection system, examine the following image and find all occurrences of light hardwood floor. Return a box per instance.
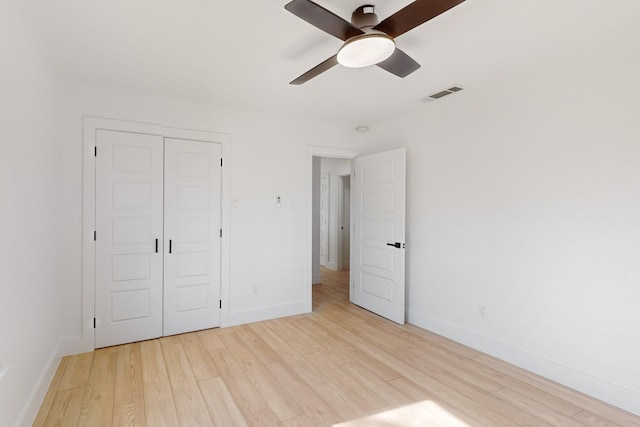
[35,268,640,426]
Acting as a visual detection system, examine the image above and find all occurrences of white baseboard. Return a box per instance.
[223,300,308,328]
[58,301,311,357]
[407,308,640,417]
[324,262,338,271]
[58,335,90,356]
[16,343,62,427]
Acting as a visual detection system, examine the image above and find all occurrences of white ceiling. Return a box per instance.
[21,0,640,126]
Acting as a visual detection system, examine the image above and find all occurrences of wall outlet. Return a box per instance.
[479,305,487,317]
[252,285,258,295]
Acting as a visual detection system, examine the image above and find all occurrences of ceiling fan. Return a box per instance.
[284,0,466,85]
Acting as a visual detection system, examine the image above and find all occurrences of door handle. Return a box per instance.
[386,242,402,248]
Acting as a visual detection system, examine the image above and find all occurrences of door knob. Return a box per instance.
[386,242,402,248]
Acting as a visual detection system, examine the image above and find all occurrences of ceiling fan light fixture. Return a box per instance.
[337,33,395,68]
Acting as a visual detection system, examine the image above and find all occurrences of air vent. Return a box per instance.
[430,90,452,99]
[421,85,464,103]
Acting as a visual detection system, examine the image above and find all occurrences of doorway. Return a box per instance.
[306,146,357,310]
[306,145,407,324]
[314,157,351,272]
[313,157,351,302]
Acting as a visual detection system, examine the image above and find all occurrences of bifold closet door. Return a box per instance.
[163,138,222,336]
[95,130,164,348]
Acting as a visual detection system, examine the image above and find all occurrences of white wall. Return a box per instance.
[6,0,639,421]
[57,83,360,351]
[0,2,63,426]
[361,44,640,414]
[320,157,351,271]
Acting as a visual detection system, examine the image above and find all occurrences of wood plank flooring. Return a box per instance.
[35,268,640,426]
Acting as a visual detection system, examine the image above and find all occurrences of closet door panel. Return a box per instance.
[95,130,164,348]
[163,138,222,335]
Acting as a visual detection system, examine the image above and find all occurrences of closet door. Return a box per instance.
[95,130,164,348]
[163,138,222,335]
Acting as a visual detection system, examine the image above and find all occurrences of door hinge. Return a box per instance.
[93,318,96,329]
[94,146,97,157]
[219,229,222,238]
[93,230,96,241]
[219,300,222,309]
[220,158,223,167]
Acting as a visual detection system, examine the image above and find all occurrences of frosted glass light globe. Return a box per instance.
[337,34,395,68]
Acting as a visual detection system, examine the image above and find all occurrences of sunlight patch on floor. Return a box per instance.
[333,400,470,427]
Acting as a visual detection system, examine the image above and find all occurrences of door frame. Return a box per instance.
[82,116,230,351]
[305,146,358,312]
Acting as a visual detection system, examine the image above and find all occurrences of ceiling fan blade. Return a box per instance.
[373,0,466,39]
[290,55,339,85]
[285,0,363,41]
[376,48,421,78]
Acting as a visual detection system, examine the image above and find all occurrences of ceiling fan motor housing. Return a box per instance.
[351,5,379,29]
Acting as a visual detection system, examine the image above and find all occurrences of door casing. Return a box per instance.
[305,146,358,313]
[82,117,230,352]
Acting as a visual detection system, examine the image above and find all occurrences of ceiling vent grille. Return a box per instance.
[421,86,464,103]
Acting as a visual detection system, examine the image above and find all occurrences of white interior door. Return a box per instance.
[341,176,351,270]
[351,148,406,324]
[163,138,222,336]
[95,130,164,348]
[320,175,329,267]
